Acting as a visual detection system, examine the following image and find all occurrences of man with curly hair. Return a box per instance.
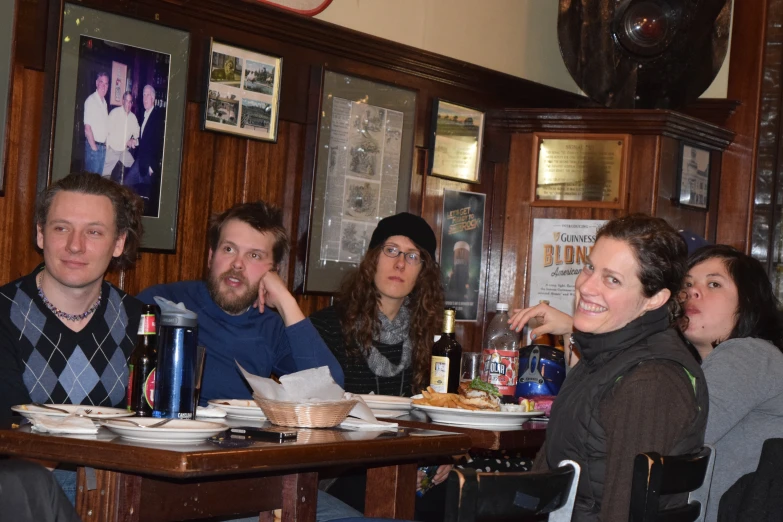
[0,173,145,508]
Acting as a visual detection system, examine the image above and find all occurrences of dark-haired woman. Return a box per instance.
[509,214,708,522]
[310,213,453,516]
[680,245,783,521]
[310,212,444,398]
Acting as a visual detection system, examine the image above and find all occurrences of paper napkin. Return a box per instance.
[29,414,98,434]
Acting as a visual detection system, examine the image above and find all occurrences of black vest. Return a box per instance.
[544,306,708,521]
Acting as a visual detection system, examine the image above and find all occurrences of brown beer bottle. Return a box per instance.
[127,304,158,416]
[430,308,463,393]
[530,300,557,347]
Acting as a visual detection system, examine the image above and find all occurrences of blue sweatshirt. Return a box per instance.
[137,281,344,404]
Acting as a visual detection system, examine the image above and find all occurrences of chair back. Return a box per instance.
[444,459,580,522]
[629,445,715,522]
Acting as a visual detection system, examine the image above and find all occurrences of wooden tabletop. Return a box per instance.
[0,418,472,521]
[0,418,471,478]
[396,410,548,453]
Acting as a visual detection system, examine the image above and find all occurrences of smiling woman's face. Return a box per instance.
[573,237,667,335]
[681,257,739,354]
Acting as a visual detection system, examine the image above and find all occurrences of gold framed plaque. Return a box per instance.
[531,133,629,209]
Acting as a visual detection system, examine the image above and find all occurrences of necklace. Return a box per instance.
[36,272,101,322]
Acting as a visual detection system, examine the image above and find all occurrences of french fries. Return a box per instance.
[413,385,534,412]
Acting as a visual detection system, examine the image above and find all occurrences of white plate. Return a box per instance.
[101,418,228,444]
[12,404,135,420]
[372,409,409,419]
[357,394,412,411]
[208,399,267,420]
[412,402,543,427]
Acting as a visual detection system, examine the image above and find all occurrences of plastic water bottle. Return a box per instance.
[480,303,520,399]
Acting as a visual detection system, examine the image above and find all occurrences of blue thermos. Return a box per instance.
[152,303,199,419]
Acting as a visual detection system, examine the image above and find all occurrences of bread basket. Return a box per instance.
[253,395,358,428]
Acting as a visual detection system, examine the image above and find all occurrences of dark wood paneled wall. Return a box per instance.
[3,0,592,351]
[491,110,733,307]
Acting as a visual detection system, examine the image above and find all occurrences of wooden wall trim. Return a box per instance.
[487,108,735,151]
[681,98,742,127]
[714,0,770,251]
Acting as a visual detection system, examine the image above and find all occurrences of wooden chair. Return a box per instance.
[444,460,580,522]
[629,445,715,522]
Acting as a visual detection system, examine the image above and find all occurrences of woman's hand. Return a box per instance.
[416,464,454,491]
[508,302,574,339]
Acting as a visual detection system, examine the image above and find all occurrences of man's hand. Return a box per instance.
[255,270,305,327]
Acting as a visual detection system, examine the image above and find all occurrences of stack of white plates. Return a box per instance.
[357,394,412,419]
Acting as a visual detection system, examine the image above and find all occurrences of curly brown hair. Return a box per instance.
[35,173,144,270]
[337,245,444,395]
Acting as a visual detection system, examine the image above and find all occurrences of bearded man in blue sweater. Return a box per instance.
[138,201,344,403]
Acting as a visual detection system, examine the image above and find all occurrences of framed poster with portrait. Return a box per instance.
[429,99,484,184]
[295,69,417,294]
[109,61,128,107]
[202,39,282,142]
[676,142,711,210]
[42,3,190,252]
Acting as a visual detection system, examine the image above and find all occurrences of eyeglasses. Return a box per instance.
[381,245,422,266]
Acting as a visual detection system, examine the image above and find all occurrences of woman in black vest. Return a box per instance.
[510,214,709,522]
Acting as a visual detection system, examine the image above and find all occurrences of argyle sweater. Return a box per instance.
[0,266,142,419]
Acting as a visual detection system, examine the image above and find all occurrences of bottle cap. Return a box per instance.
[496,303,509,311]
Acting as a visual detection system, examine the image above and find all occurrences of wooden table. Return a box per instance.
[0,418,470,522]
[396,410,548,453]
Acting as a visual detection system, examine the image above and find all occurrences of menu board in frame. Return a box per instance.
[531,133,630,209]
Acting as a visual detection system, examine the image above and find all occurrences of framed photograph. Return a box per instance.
[202,40,282,142]
[429,99,484,184]
[0,0,17,195]
[676,142,711,210]
[296,69,417,294]
[45,3,190,252]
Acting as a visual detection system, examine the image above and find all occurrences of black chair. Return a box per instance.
[629,445,715,522]
[444,460,580,522]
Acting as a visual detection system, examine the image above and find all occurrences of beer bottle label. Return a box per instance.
[430,356,450,393]
[126,364,135,412]
[144,369,156,409]
[137,314,156,335]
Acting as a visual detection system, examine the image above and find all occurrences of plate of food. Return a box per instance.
[411,379,543,427]
[208,399,267,420]
[357,394,413,411]
[101,418,228,444]
[11,404,135,420]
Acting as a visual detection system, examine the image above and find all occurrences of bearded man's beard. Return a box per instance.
[206,269,259,315]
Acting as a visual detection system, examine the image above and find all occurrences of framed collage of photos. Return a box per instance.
[202,39,282,142]
[298,70,417,293]
[45,3,190,251]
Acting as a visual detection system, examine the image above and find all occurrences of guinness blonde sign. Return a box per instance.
[528,218,606,318]
[535,137,625,204]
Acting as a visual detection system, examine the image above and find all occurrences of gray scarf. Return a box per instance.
[365,305,412,377]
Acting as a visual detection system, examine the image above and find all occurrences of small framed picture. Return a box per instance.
[202,39,282,142]
[429,99,484,184]
[676,142,711,210]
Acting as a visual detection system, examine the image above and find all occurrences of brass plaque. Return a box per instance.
[536,139,624,202]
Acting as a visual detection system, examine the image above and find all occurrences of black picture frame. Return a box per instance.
[429,98,484,184]
[202,39,282,143]
[42,3,190,252]
[295,69,417,294]
[0,0,17,196]
[676,142,711,210]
